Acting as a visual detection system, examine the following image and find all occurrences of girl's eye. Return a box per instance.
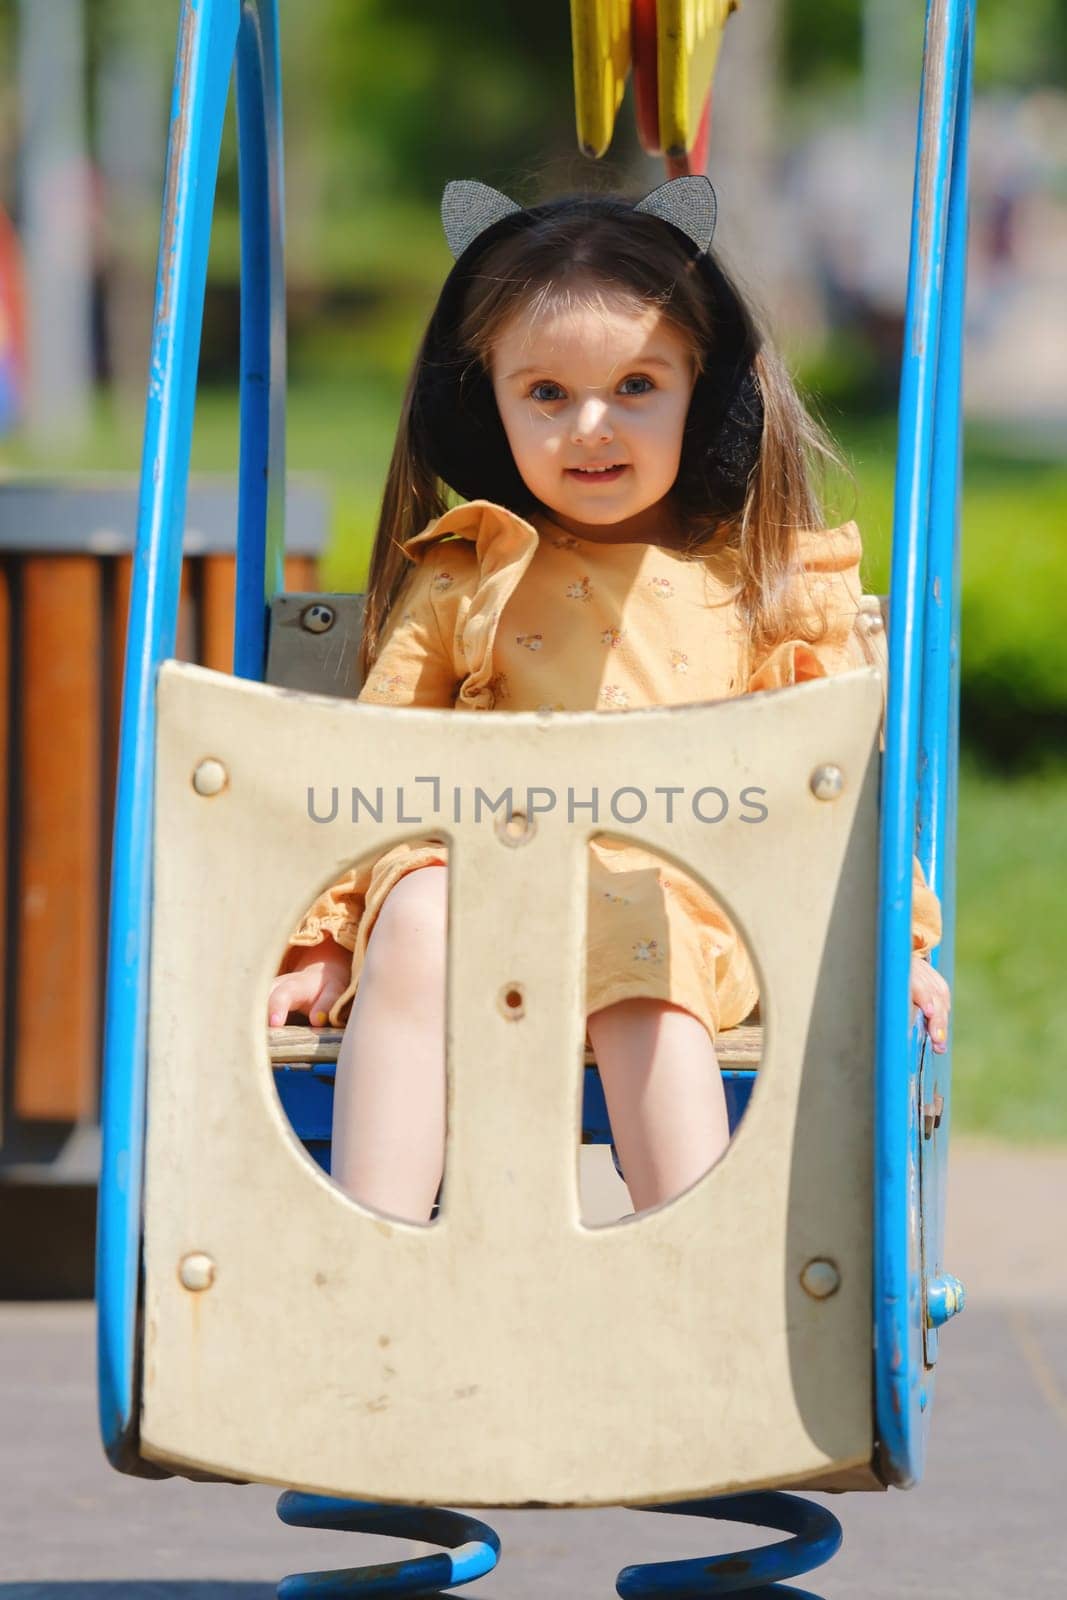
[529,381,565,403]
[619,375,654,396]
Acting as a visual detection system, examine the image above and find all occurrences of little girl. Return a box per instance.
[268,176,951,1226]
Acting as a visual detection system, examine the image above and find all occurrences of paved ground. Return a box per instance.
[1,1138,1064,1598]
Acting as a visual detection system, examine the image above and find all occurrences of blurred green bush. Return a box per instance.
[826,417,1067,772]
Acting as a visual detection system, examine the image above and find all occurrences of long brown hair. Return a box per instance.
[358,204,849,681]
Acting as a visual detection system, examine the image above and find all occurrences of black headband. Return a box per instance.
[411,178,764,520]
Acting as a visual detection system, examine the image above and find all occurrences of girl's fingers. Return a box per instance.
[268,972,314,1028]
[267,953,347,1028]
[309,979,346,1028]
[268,983,295,1028]
[922,990,949,1051]
[910,958,951,1053]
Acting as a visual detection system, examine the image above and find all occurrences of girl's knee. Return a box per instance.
[589,997,685,1028]
[364,866,449,982]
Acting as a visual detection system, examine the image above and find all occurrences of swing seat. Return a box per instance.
[137,625,887,1505]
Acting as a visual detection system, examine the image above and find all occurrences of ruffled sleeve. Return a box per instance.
[277,863,373,970]
[744,522,942,959]
[912,857,942,959]
[744,522,867,694]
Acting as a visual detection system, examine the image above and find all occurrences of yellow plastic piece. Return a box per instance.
[570,0,632,158]
[658,0,737,157]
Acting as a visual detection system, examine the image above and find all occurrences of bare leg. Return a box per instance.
[587,997,729,1215]
[331,866,448,1224]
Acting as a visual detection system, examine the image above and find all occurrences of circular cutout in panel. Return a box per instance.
[580,831,760,1227]
[268,830,761,1234]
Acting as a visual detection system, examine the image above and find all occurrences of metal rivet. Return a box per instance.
[179,1252,216,1292]
[498,983,525,1020]
[301,602,335,634]
[800,1258,841,1300]
[192,759,228,797]
[922,1091,945,1139]
[809,764,844,802]
[926,1272,966,1328]
[495,809,536,847]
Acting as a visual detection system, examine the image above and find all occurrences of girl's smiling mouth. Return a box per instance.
[565,464,629,482]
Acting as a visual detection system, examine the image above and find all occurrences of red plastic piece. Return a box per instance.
[632,0,661,155]
[632,2,713,177]
[666,85,712,177]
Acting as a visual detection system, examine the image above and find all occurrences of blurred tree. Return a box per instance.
[785,0,861,88]
[315,0,578,205]
[785,0,1067,91]
[970,0,1067,89]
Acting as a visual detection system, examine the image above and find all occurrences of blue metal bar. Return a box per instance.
[918,22,971,944]
[96,0,240,1467]
[875,0,974,1486]
[917,3,972,1373]
[235,0,287,680]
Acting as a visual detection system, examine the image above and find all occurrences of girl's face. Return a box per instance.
[489,290,699,544]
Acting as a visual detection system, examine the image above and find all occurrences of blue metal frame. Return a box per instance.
[98,0,973,1518]
[235,0,287,679]
[96,0,284,1468]
[875,0,973,1486]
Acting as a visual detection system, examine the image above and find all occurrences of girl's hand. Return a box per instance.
[910,953,951,1054]
[268,936,352,1028]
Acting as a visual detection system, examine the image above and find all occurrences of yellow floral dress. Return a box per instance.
[282,499,942,1042]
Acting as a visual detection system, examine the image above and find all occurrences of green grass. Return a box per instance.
[952,754,1067,1143]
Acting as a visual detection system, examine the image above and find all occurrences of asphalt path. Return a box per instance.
[0,1139,1063,1598]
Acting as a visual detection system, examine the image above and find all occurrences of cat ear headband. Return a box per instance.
[410,176,762,517]
[441,175,718,261]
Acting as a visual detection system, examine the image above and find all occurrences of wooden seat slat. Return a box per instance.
[268,1022,763,1071]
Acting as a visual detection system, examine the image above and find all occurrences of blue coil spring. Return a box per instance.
[275,1494,501,1596]
[275,1487,842,1598]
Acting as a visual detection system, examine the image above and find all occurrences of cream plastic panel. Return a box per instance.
[141,661,883,1506]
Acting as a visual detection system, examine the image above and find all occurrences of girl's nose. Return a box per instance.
[571,397,613,445]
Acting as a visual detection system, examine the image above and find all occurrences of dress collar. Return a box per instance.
[400,501,541,711]
[400,499,540,570]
